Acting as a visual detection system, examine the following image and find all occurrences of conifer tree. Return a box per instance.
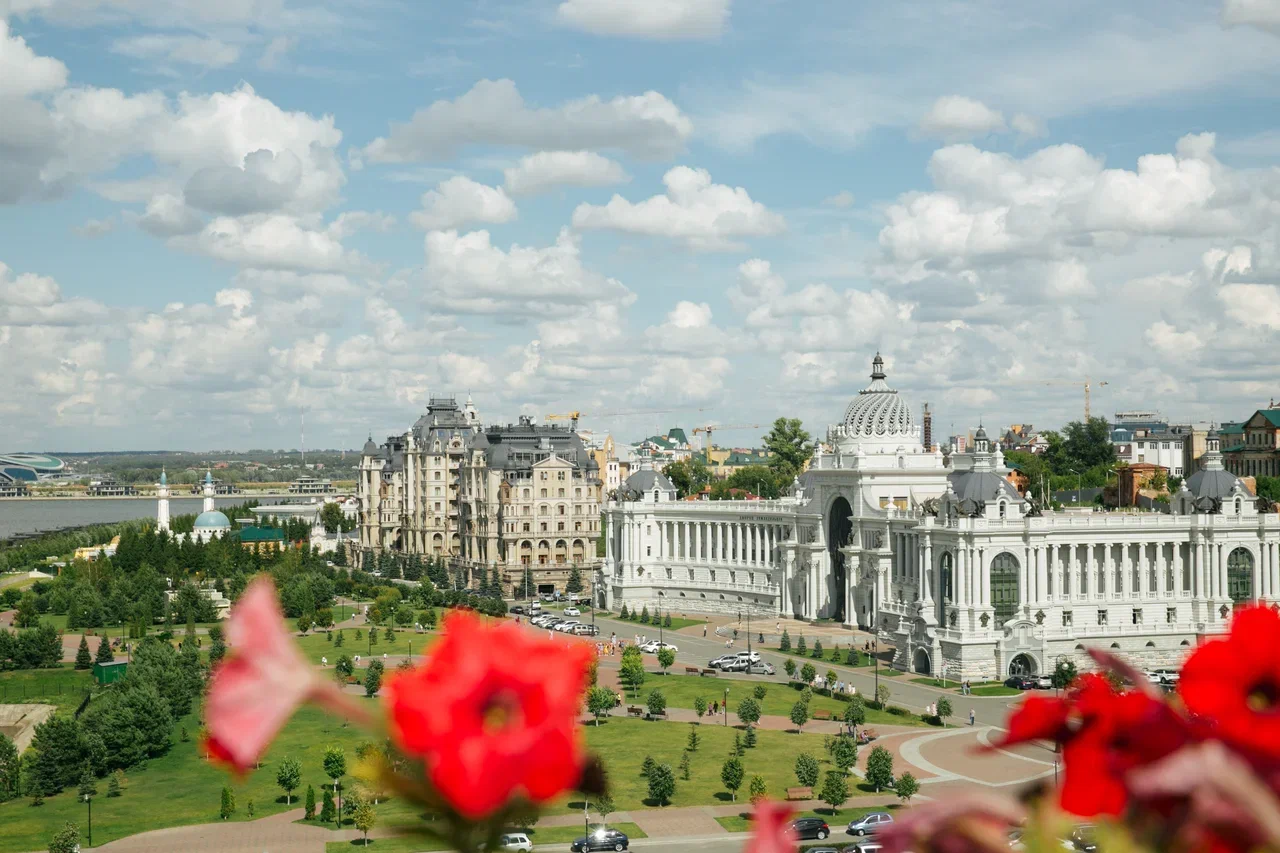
[74,636,93,670]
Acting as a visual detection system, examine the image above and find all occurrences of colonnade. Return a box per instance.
[655,518,788,568]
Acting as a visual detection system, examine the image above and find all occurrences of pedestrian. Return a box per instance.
[776,622,781,634]
[703,625,708,637]
[969,708,976,726]
[321,656,327,667]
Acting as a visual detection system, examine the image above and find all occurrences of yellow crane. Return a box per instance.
[692,424,763,464]
[1019,377,1109,422]
[545,408,675,431]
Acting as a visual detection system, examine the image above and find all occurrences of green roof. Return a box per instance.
[1222,444,1247,454]
[238,525,286,543]
[1219,422,1244,435]
[1258,410,1280,428]
[665,427,689,445]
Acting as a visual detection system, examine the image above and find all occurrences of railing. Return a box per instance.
[612,577,780,594]
[643,499,800,514]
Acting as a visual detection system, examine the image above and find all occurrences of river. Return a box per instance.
[0,497,262,540]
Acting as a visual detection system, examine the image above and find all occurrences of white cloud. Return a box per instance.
[110,34,240,69]
[1220,283,1280,330]
[73,216,117,237]
[421,228,634,316]
[137,193,203,236]
[410,176,517,231]
[557,0,730,39]
[183,148,303,215]
[258,36,294,70]
[0,18,68,97]
[1010,113,1047,140]
[1044,259,1096,299]
[502,150,629,196]
[919,95,1006,140]
[1223,0,1280,35]
[822,190,855,208]
[571,166,785,251]
[1145,320,1204,356]
[171,214,373,273]
[363,79,692,163]
[326,210,395,240]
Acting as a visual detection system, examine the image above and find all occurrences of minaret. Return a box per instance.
[922,403,932,450]
[203,469,215,514]
[157,467,170,532]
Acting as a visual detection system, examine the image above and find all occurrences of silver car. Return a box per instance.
[847,812,894,836]
[747,661,775,675]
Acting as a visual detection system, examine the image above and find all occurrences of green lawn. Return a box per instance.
[971,684,1021,697]
[908,677,1018,696]
[775,647,877,668]
[612,615,703,631]
[715,803,902,831]
[0,666,94,712]
[294,627,438,664]
[40,613,69,631]
[322,824,647,853]
[633,675,924,728]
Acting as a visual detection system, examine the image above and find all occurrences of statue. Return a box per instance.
[948,610,958,627]
[1034,610,1045,625]
[979,613,990,628]
[920,497,940,517]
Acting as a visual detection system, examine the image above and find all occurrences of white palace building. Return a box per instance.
[602,355,1280,681]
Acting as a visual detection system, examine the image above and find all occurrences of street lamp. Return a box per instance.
[873,638,879,705]
[724,687,730,726]
[83,792,92,848]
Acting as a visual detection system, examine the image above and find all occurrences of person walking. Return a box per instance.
[703,625,708,637]
[969,708,976,726]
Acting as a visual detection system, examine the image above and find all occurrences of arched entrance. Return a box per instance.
[990,552,1021,626]
[1009,653,1037,676]
[827,497,853,622]
[1228,547,1254,603]
[913,647,932,675]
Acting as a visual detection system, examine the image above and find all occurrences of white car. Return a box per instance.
[564,607,581,617]
[641,641,678,654]
[500,833,533,852]
[556,621,582,632]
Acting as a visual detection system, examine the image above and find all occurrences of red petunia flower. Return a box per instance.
[204,576,363,772]
[989,673,1188,817]
[385,610,594,819]
[877,791,1026,853]
[1180,605,1280,760]
[743,800,797,853]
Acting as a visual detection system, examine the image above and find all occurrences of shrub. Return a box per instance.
[794,752,819,787]
[753,685,767,701]
[694,696,707,719]
[641,755,656,778]
[687,724,700,752]
[796,635,807,655]
[812,639,823,659]
[304,784,316,820]
[647,762,675,806]
[888,706,911,717]
[749,775,767,804]
[678,751,691,780]
[779,629,791,651]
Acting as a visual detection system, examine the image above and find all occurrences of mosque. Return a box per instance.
[603,355,1280,680]
[157,469,232,543]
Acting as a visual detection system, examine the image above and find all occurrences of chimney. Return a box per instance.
[922,403,932,450]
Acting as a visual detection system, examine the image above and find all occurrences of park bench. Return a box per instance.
[627,706,644,718]
[701,668,718,676]
[685,666,701,675]
[646,710,668,721]
[785,787,813,801]
[813,709,832,721]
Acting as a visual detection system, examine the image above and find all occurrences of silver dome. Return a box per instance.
[842,353,914,438]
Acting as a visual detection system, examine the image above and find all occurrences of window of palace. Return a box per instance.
[990,552,1020,625]
[576,488,581,498]
[558,522,565,531]
[558,471,566,480]
[1098,609,1108,625]
[575,522,582,531]
[1167,607,1176,624]
[1228,547,1254,602]
[540,488,548,498]
[1062,610,1072,626]
[540,522,547,532]
[558,488,565,497]
[523,523,530,532]
[435,472,441,479]
[540,472,547,480]
[1132,608,1143,624]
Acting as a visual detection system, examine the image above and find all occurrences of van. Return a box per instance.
[530,600,542,614]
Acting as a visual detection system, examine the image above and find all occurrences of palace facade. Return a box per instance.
[603,355,1280,680]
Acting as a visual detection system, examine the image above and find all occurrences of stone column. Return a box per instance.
[1218,542,1227,601]
[1254,543,1264,602]
[1271,542,1280,602]
[955,545,967,608]
[1137,542,1148,598]
[923,537,934,606]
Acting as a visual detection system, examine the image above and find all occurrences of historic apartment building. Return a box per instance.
[359,403,603,596]
[604,354,1280,681]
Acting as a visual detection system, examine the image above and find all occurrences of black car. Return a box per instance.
[510,605,525,614]
[1069,826,1097,852]
[571,829,629,852]
[790,817,831,840]
[1004,676,1037,690]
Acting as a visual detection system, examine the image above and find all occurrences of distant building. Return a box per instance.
[0,452,65,483]
[189,478,240,495]
[73,536,120,562]
[1221,407,1280,479]
[238,525,288,553]
[631,428,694,464]
[87,476,136,496]
[289,475,334,495]
[160,470,232,544]
[708,449,773,480]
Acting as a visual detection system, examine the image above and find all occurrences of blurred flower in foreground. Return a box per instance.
[385,610,593,819]
[877,791,1026,853]
[743,800,796,853]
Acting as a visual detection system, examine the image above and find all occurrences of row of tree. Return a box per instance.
[661,417,815,500]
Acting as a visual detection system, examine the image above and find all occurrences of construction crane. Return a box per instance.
[1018,378,1108,422]
[545,408,675,431]
[692,424,763,464]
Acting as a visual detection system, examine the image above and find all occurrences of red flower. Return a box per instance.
[385,610,593,819]
[1180,605,1280,760]
[204,576,361,772]
[876,791,1026,853]
[743,800,796,853]
[989,673,1188,817]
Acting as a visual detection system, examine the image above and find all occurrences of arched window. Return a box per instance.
[999,501,1007,519]
[939,551,954,603]
[990,552,1020,627]
[1228,547,1254,603]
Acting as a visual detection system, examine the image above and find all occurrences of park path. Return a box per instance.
[85,807,359,853]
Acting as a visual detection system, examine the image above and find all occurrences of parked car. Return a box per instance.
[556,621,581,632]
[708,655,738,669]
[510,605,525,615]
[570,829,630,852]
[1068,825,1097,852]
[847,812,894,836]
[747,661,776,675]
[1036,675,1053,690]
[720,659,748,672]
[573,624,600,636]
[564,607,581,617]
[790,817,831,840]
[846,844,883,853]
[735,650,762,664]
[640,641,678,653]
[1004,676,1037,690]
[1154,668,1180,685]
[500,833,533,852]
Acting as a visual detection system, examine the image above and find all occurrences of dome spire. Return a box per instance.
[871,352,885,381]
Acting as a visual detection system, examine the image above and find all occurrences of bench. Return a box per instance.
[785,787,813,801]
[813,709,832,721]
[627,706,644,718]
[701,668,718,677]
[646,711,668,721]
[685,666,701,675]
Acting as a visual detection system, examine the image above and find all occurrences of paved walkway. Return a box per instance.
[88,808,359,852]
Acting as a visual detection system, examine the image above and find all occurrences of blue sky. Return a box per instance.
[3,0,1280,451]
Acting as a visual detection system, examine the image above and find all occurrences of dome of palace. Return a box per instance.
[841,353,915,438]
[194,510,232,530]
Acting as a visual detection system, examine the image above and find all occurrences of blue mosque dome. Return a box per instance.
[194,510,232,530]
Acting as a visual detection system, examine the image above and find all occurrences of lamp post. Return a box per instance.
[873,638,879,705]
[84,792,92,848]
[746,609,752,659]
[724,687,729,726]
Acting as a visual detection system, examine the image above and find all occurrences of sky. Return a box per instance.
[3,0,1280,452]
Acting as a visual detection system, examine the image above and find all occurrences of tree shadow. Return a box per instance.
[713,792,734,802]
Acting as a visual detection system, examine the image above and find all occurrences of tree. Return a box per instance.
[721,757,744,801]
[320,788,336,823]
[335,655,354,679]
[641,755,656,778]
[365,661,383,698]
[796,635,807,655]
[794,752,819,787]
[694,696,707,720]
[748,774,767,804]
[895,772,919,803]
[1051,658,1079,691]
[74,636,92,670]
[843,697,866,729]
[646,689,667,718]
[77,765,97,801]
[753,685,767,701]
[936,698,953,726]
[784,659,796,679]
[297,614,312,635]
[619,648,646,696]
[744,724,757,749]
[686,724,700,752]
[647,762,675,806]
[678,751,692,780]
[779,629,791,652]
[383,625,394,642]
[639,605,650,624]
[657,646,675,675]
[587,687,615,726]
[619,604,629,620]
[595,793,616,831]
[663,457,712,498]
[220,785,236,820]
[825,670,837,690]
[323,746,346,795]
[207,626,226,667]
[663,613,672,628]
[811,639,824,659]
[820,770,850,813]
[304,784,316,820]
[876,684,891,706]
[865,745,894,792]
[94,635,114,666]
[276,757,302,805]
[354,798,376,846]
[783,698,807,733]
[800,662,817,684]
[733,732,743,756]
[832,737,857,775]
[737,697,761,729]
[48,822,80,853]
[320,502,346,534]
[566,566,583,594]
[763,417,813,479]
[107,774,121,798]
